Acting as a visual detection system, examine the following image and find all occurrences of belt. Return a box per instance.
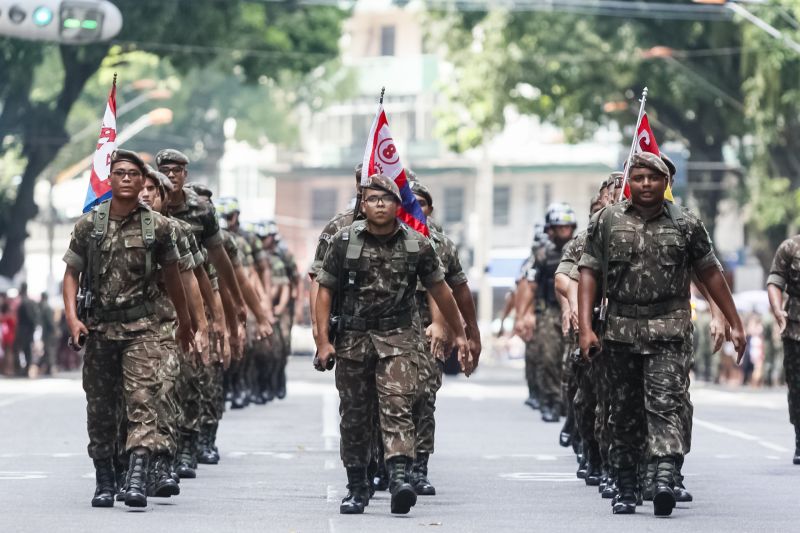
[608,299,688,319]
[340,313,413,332]
[95,301,156,323]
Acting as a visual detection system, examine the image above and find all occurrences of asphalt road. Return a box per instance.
[0,357,798,533]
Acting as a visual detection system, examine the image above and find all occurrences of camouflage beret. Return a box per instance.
[406,168,418,182]
[660,152,677,178]
[155,148,190,166]
[630,152,669,177]
[185,182,213,199]
[410,179,432,207]
[363,174,402,204]
[143,164,174,198]
[111,149,146,172]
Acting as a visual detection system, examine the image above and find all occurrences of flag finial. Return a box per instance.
[112,72,117,87]
[379,87,385,105]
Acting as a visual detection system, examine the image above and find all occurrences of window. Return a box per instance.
[493,185,510,226]
[443,186,464,224]
[312,188,338,224]
[380,25,395,56]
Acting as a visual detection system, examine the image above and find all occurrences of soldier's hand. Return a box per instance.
[176,321,195,354]
[257,317,273,340]
[221,333,232,369]
[467,335,482,368]
[775,310,788,335]
[426,322,448,359]
[316,342,336,370]
[230,334,244,362]
[67,318,89,348]
[454,335,474,377]
[579,330,601,363]
[570,308,579,333]
[209,321,225,355]
[237,306,248,328]
[709,316,727,354]
[731,325,747,365]
[195,326,211,366]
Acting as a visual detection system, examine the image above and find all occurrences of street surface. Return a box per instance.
[1,357,798,533]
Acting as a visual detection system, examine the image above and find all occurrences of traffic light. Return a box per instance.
[0,0,122,43]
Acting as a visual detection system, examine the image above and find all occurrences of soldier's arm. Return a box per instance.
[234,264,271,338]
[163,263,195,353]
[62,266,87,344]
[452,283,481,360]
[767,242,791,334]
[428,281,473,376]
[692,274,728,353]
[181,269,210,365]
[208,243,247,323]
[195,265,227,362]
[248,266,276,324]
[274,283,290,316]
[315,285,336,367]
[425,291,450,359]
[219,281,243,361]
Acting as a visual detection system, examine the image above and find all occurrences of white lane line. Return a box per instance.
[326,484,338,503]
[0,395,30,408]
[322,393,339,452]
[694,417,790,453]
[328,518,338,533]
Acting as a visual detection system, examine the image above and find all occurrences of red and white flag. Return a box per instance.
[361,102,428,236]
[82,77,118,213]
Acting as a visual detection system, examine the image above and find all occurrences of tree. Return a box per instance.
[0,0,345,278]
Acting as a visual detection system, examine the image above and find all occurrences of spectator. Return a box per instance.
[13,282,39,377]
[1,301,16,376]
[38,292,57,375]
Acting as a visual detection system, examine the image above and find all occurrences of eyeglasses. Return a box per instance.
[158,165,185,176]
[111,169,142,179]
[363,194,397,206]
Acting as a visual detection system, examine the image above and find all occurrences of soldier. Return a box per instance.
[767,232,800,464]
[262,222,294,400]
[577,152,745,516]
[409,179,481,496]
[315,174,471,515]
[519,203,577,422]
[62,149,194,508]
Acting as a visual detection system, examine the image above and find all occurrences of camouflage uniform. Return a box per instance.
[412,227,468,456]
[318,220,444,465]
[308,208,360,280]
[518,253,540,401]
[578,199,720,470]
[63,201,178,459]
[530,240,569,414]
[767,236,800,428]
[276,245,299,357]
[267,250,290,389]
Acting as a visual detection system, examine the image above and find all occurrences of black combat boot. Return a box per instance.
[794,426,800,465]
[641,458,657,501]
[113,454,127,502]
[276,364,287,400]
[559,413,574,447]
[197,425,219,465]
[176,433,197,479]
[149,454,180,498]
[124,450,150,508]
[602,467,618,499]
[673,456,692,502]
[411,453,436,496]
[652,456,677,517]
[387,456,417,514]
[584,441,603,486]
[208,422,221,463]
[372,460,389,492]
[524,384,539,409]
[576,454,588,479]
[340,466,370,514]
[91,458,117,508]
[541,404,559,423]
[611,467,637,514]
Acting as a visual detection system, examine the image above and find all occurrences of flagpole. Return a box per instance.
[617,87,648,202]
[380,86,385,105]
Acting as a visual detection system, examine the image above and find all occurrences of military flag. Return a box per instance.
[82,75,118,212]
[361,91,428,236]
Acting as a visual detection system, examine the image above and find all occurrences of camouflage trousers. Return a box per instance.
[83,332,170,459]
[533,307,565,409]
[175,352,204,435]
[606,346,690,469]
[335,350,419,467]
[561,336,580,417]
[524,339,539,398]
[279,308,293,360]
[782,338,800,426]
[592,351,612,464]
[412,347,445,455]
[574,360,598,446]
[199,362,225,427]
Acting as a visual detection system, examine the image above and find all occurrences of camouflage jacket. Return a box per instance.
[63,201,178,340]
[318,220,444,361]
[557,230,588,282]
[578,200,720,353]
[154,217,200,323]
[308,208,362,279]
[415,227,468,328]
[165,186,223,249]
[767,236,800,341]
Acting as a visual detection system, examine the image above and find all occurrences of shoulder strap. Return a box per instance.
[599,205,615,323]
[665,202,690,245]
[91,201,110,241]
[88,202,111,311]
[342,226,365,317]
[140,209,156,280]
[392,234,420,307]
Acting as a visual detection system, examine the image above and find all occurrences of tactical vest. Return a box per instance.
[338,222,419,330]
[536,242,563,310]
[87,201,157,322]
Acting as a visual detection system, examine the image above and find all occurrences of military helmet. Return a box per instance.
[255,220,279,238]
[216,197,241,217]
[548,203,578,227]
[363,174,402,204]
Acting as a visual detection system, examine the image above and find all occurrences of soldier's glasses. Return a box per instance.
[111,169,142,179]
[158,165,185,176]
[364,194,397,206]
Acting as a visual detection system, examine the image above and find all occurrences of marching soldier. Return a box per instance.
[314,174,471,515]
[62,149,194,508]
[578,152,745,516]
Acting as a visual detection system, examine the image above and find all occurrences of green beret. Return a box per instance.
[185,182,212,199]
[630,152,669,178]
[660,153,677,178]
[111,149,146,172]
[155,148,190,166]
[363,174,402,204]
[410,179,432,207]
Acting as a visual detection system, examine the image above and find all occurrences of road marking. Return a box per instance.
[328,518,338,533]
[484,453,570,460]
[766,455,780,460]
[499,472,579,482]
[0,471,48,480]
[322,393,339,452]
[326,484,338,503]
[694,417,790,453]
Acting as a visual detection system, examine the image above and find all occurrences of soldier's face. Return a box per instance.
[629,167,667,207]
[158,163,187,190]
[110,161,144,201]
[414,193,433,217]
[140,178,162,211]
[552,225,574,244]
[362,190,398,226]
